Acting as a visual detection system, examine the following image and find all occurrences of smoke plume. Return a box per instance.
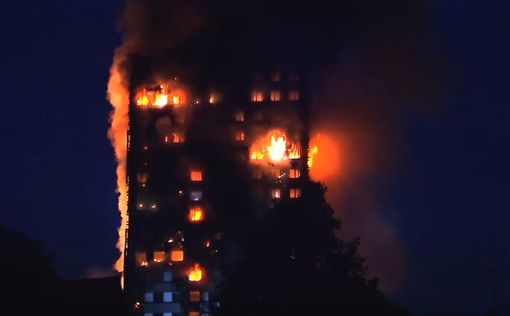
[107,0,445,292]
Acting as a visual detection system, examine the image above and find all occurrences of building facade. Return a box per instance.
[123,63,310,316]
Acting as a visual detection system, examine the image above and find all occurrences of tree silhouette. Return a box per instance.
[0,223,57,306]
[219,182,410,316]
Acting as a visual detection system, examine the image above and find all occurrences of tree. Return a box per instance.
[218,181,410,316]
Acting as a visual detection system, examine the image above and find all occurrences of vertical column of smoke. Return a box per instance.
[107,49,130,273]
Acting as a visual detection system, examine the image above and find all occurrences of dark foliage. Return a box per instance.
[218,182,410,316]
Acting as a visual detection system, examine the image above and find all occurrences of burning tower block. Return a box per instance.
[124,62,311,315]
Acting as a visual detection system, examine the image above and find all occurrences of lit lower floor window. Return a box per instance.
[290,188,301,199]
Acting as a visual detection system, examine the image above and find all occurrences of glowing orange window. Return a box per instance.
[270,90,281,101]
[209,93,219,104]
[153,251,165,263]
[290,188,301,199]
[272,189,281,199]
[189,206,205,222]
[136,252,148,267]
[189,312,200,316]
[188,264,203,282]
[172,95,181,105]
[235,111,245,122]
[235,131,245,142]
[289,90,300,101]
[251,91,264,102]
[190,171,203,182]
[172,132,185,143]
[171,249,184,262]
[189,291,201,302]
[290,169,301,179]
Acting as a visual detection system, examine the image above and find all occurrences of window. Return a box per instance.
[190,191,202,201]
[270,90,281,101]
[235,111,244,122]
[172,132,185,143]
[138,172,149,186]
[171,249,184,262]
[189,206,205,222]
[251,91,264,102]
[163,292,173,302]
[290,169,301,179]
[136,252,148,267]
[153,251,165,263]
[188,264,203,282]
[290,188,301,199]
[172,95,181,105]
[189,312,200,316]
[253,169,263,180]
[289,90,300,101]
[202,291,210,302]
[271,189,281,199]
[144,292,154,303]
[235,131,245,142]
[163,313,173,316]
[144,313,154,316]
[209,93,219,104]
[189,291,201,302]
[190,171,203,182]
[271,72,281,82]
[163,271,173,282]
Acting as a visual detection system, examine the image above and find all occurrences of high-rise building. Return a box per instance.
[123,60,311,316]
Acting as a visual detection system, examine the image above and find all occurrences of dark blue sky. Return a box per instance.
[0,1,508,315]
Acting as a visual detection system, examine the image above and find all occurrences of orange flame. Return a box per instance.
[189,207,205,222]
[135,84,186,108]
[188,264,204,282]
[250,130,301,163]
[107,50,130,278]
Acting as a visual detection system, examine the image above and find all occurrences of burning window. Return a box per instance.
[163,292,173,302]
[270,90,281,102]
[271,72,281,82]
[235,131,245,142]
[136,252,148,267]
[144,292,154,303]
[251,91,264,102]
[290,188,301,199]
[290,169,301,179]
[172,95,181,105]
[188,264,203,282]
[172,132,185,143]
[189,291,201,302]
[189,312,199,316]
[171,249,184,262]
[189,206,205,222]
[209,93,220,104]
[235,111,245,122]
[272,189,281,199]
[289,90,300,101]
[153,251,165,263]
[190,171,203,182]
[190,191,203,201]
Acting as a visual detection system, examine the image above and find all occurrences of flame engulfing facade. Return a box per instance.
[119,57,313,315]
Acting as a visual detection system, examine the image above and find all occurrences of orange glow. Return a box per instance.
[135,252,147,267]
[270,90,281,101]
[250,130,301,163]
[190,171,203,182]
[172,132,185,143]
[135,84,187,108]
[171,249,184,262]
[290,188,301,199]
[153,251,165,263]
[272,189,281,199]
[290,169,301,179]
[251,91,264,102]
[309,133,341,181]
[235,111,244,122]
[235,131,245,142]
[188,264,203,282]
[107,50,129,278]
[189,207,205,222]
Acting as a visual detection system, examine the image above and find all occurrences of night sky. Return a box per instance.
[1,1,509,316]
